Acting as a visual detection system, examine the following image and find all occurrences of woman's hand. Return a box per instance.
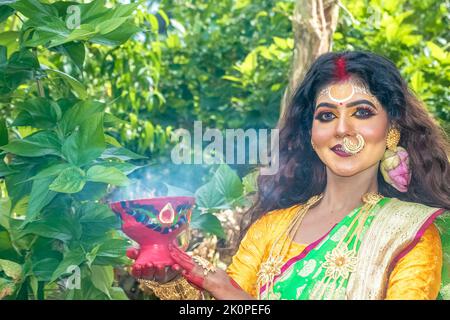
[126,247,180,283]
[168,243,255,300]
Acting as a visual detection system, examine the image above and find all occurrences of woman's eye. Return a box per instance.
[353,107,375,119]
[315,112,336,122]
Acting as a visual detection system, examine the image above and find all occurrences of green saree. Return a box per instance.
[259,197,449,300]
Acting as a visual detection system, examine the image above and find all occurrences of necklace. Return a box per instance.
[257,193,323,299]
[257,192,384,300]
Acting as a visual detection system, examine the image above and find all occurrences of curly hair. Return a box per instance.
[241,50,450,238]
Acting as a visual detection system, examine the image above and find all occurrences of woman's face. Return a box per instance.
[311,78,389,177]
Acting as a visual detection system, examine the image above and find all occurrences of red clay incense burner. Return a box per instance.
[110,196,195,267]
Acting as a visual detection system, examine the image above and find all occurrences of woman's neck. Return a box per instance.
[319,164,380,213]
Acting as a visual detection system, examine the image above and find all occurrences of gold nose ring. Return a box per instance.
[342,134,365,154]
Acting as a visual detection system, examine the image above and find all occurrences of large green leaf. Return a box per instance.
[49,166,86,194]
[90,21,140,47]
[10,0,57,20]
[0,6,15,24]
[0,160,17,178]
[25,176,57,223]
[195,180,228,209]
[61,113,106,166]
[59,100,106,136]
[25,162,72,181]
[79,203,121,243]
[53,42,86,71]
[100,146,147,161]
[12,98,62,129]
[0,130,62,157]
[86,165,129,186]
[0,117,7,146]
[213,164,243,201]
[97,161,143,175]
[90,265,113,299]
[90,238,129,266]
[31,257,60,282]
[73,182,108,201]
[24,214,82,243]
[50,246,85,282]
[190,210,225,239]
[43,67,88,99]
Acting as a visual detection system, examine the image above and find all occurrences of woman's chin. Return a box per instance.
[327,164,363,177]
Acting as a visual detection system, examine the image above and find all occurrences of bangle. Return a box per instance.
[139,276,202,300]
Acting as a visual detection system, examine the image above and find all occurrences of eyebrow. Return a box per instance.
[315,99,378,110]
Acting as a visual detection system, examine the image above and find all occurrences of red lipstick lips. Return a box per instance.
[331,144,352,157]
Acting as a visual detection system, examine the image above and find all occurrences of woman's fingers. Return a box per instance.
[168,244,207,289]
[168,244,195,272]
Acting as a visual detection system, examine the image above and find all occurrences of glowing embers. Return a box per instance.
[159,202,175,224]
[117,201,192,234]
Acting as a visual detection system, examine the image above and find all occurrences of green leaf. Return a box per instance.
[0,117,8,147]
[26,176,57,223]
[62,113,106,166]
[90,21,140,47]
[109,287,129,300]
[91,238,129,266]
[195,181,228,209]
[190,210,225,239]
[104,113,128,127]
[10,0,56,19]
[73,182,108,201]
[86,165,130,186]
[25,162,72,181]
[31,258,60,282]
[54,42,86,71]
[42,66,88,99]
[0,31,19,58]
[12,98,62,129]
[90,265,113,299]
[0,130,62,157]
[242,170,259,194]
[49,167,86,194]
[0,6,15,24]
[0,198,11,230]
[60,100,106,135]
[427,41,448,62]
[24,214,82,243]
[78,202,117,224]
[0,160,17,178]
[95,17,129,35]
[104,134,122,147]
[0,259,22,281]
[96,161,143,175]
[213,164,243,201]
[100,146,147,161]
[51,246,85,282]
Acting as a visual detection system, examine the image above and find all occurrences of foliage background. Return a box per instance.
[0,0,448,299]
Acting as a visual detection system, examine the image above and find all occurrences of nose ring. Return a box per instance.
[342,133,365,154]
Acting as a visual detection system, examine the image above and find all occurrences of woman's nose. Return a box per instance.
[335,115,354,137]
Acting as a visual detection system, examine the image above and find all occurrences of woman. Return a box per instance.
[131,51,450,300]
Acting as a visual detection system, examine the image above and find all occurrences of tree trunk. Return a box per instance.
[279,0,340,123]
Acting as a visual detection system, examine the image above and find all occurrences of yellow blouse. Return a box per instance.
[226,204,442,300]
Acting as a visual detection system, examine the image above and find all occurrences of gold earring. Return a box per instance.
[386,128,400,151]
